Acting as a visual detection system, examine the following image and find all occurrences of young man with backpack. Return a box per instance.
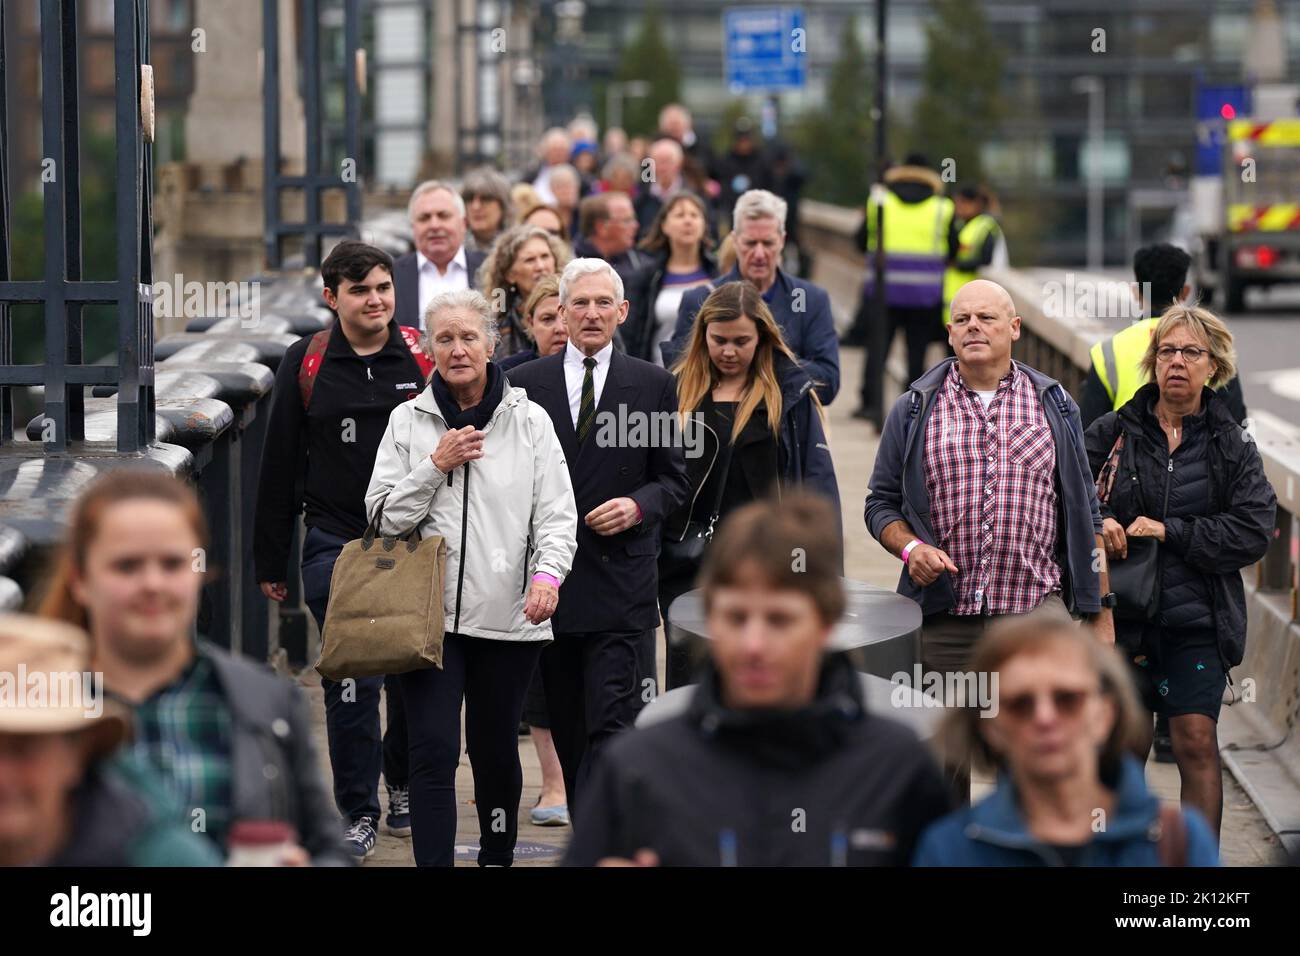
[254,241,433,860]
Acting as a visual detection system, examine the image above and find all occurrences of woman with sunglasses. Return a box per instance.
[1082,305,1274,839]
[914,614,1219,866]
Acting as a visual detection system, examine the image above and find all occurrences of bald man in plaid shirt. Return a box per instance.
[865,280,1115,790]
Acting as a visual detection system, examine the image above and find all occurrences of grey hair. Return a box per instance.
[461,167,513,220]
[548,164,581,189]
[408,180,466,222]
[422,288,500,352]
[732,188,787,235]
[559,257,625,306]
[601,152,638,182]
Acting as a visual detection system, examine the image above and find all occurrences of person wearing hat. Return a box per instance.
[0,614,221,867]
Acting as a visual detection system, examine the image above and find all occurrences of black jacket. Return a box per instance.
[253,320,426,583]
[623,248,719,363]
[1084,383,1276,666]
[664,355,841,544]
[507,349,691,633]
[392,247,487,329]
[564,653,951,866]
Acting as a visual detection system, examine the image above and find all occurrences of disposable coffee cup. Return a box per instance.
[227,820,297,867]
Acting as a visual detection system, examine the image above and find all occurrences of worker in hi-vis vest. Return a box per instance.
[1080,242,1248,430]
[853,154,958,419]
[942,186,1007,322]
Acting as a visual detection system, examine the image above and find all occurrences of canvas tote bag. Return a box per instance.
[316,511,447,680]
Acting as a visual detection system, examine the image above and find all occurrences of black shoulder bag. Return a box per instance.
[1096,431,1167,621]
[661,437,736,569]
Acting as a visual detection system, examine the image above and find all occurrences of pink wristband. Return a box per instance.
[532,572,560,588]
[901,539,922,564]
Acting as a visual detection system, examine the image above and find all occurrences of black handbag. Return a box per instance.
[661,436,735,570]
[1096,432,1168,622]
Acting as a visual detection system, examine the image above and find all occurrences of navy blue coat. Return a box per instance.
[660,268,841,405]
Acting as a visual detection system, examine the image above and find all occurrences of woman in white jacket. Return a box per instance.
[366,288,577,867]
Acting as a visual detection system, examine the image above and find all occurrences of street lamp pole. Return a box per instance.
[1074,75,1104,271]
[870,0,888,430]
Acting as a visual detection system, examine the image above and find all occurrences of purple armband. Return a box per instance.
[532,572,560,588]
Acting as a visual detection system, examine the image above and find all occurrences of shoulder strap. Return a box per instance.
[297,330,332,411]
[704,437,736,538]
[398,325,434,380]
[1156,804,1187,867]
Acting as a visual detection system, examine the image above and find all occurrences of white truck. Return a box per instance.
[1192,83,1300,313]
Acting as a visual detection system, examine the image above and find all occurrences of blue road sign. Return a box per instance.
[724,6,806,95]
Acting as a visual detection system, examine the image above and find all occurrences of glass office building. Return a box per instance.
[539,0,1300,265]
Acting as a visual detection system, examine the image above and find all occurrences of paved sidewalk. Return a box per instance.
[298,345,1287,866]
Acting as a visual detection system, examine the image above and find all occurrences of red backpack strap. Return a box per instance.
[1156,804,1187,868]
[297,329,332,411]
[399,325,434,381]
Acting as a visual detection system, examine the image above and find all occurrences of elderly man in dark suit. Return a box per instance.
[393,180,487,330]
[507,258,690,814]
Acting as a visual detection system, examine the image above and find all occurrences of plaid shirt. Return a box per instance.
[923,361,1060,614]
[130,652,233,852]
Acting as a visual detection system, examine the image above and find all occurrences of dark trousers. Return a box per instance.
[301,527,408,823]
[860,302,946,411]
[920,593,1071,804]
[400,633,542,867]
[540,628,652,821]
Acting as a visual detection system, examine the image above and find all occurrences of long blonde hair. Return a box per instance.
[672,281,809,443]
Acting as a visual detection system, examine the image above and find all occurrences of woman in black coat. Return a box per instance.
[659,281,841,690]
[1084,305,1275,838]
[623,191,718,364]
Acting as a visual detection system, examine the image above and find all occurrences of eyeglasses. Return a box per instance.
[1155,345,1208,363]
[1001,687,1095,723]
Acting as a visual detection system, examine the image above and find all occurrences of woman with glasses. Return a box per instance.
[460,167,513,253]
[1082,305,1275,839]
[914,613,1220,866]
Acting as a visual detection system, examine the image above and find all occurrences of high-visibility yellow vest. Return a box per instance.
[864,192,954,309]
[943,213,1002,321]
[1089,318,1159,410]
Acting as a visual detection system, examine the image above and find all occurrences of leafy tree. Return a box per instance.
[911,0,1004,184]
[8,132,121,366]
[614,4,682,137]
[791,16,875,207]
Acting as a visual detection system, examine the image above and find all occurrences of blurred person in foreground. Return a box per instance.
[565,494,949,866]
[0,614,220,867]
[1084,305,1274,836]
[42,471,348,865]
[914,613,1219,866]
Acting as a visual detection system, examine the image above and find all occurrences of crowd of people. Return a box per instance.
[1,104,1278,870]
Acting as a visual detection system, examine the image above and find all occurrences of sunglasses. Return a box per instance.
[1001,687,1096,722]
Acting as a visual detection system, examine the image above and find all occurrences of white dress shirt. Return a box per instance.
[564,340,614,429]
[416,247,469,330]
